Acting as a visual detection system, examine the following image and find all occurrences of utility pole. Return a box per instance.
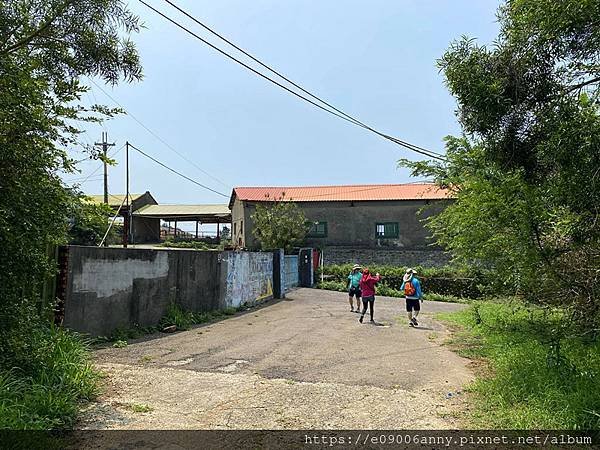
[94,132,115,205]
[124,141,130,248]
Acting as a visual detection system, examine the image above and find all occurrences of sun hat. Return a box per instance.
[352,264,361,270]
[403,268,417,283]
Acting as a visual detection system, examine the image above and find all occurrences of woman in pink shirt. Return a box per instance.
[358,268,381,323]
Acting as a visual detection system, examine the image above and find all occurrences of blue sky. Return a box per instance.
[66,0,501,206]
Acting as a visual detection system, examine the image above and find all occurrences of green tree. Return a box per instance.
[0,0,141,370]
[251,197,309,252]
[401,0,600,328]
[68,199,116,246]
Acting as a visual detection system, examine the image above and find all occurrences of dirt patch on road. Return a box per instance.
[82,362,461,429]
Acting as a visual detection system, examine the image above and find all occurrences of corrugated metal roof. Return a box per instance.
[86,193,145,207]
[232,183,451,203]
[133,204,231,218]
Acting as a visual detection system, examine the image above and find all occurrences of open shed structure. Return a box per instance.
[87,192,159,244]
[133,204,231,242]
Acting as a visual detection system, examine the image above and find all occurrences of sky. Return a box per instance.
[65,0,501,208]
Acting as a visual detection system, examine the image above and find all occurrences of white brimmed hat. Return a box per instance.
[403,268,417,282]
[352,264,362,270]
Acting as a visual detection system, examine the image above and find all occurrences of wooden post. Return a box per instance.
[216,222,220,241]
[195,220,199,239]
[174,219,177,240]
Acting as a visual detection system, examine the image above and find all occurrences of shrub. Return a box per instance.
[316,281,346,292]
[159,239,219,250]
[317,272,472,303]
[159,304,196,331]
[321,264,485,298]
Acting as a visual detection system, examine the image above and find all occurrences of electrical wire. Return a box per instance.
[143,0,446,161]
[87,77,232,189]
[128,142,229,198]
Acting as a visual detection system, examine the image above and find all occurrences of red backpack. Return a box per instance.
[404,280,416,296]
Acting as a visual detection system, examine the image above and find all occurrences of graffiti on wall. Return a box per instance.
[223,252,273,307]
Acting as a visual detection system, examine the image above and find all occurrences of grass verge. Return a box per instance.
[94,304,245,345]
[438,301,600,429]
[0,326,98,429]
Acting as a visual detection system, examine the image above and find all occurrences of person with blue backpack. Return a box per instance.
[401,268,423,326]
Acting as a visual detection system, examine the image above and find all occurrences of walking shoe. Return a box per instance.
[411,317,419,326]
[350,308,354,312]
[359,315,364,323]
[409,321,415,327]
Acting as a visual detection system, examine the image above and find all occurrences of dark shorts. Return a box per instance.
[348,286,362,298]
[406,298,420,312]
[362,295,375,302]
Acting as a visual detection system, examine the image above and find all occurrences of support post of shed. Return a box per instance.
[174,219,177,240]
[195,221,199,239]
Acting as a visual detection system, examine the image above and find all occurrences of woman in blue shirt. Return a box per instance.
[347,264,362,312]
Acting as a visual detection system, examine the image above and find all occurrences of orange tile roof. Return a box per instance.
[231,183,451,204]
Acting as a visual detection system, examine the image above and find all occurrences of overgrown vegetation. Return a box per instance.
[0,326,98,429]
[318,264,484,299]
[440,302,600,429]
[159,304,239,331]
[251,195,309,252]
[400,0,600,331]
[0,0,142,429]
[68,201,116,246]
[95,304,244,345]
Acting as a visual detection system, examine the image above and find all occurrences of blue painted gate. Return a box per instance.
[284,255,299,292]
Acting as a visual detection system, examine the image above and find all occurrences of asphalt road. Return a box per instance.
[81,288,473,431]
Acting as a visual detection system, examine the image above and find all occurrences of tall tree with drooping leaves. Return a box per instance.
[0,0,142,372]
[400,0,600,328]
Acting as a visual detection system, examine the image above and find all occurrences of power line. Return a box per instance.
[128,142,229,198]
[87,77,232,189]
[144,0,446,161]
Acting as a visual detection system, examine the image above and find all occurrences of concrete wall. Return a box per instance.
[62,246,308,336]
[322,247,452,267]
[237,199,451,250]
[63,246,220,336]
[219,251,273,308]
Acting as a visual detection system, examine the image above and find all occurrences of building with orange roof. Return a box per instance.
[229,183,454,266]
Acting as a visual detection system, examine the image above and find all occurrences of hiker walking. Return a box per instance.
[358,268,381,324]
[401,268,422,326]
[347,264,363,313]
